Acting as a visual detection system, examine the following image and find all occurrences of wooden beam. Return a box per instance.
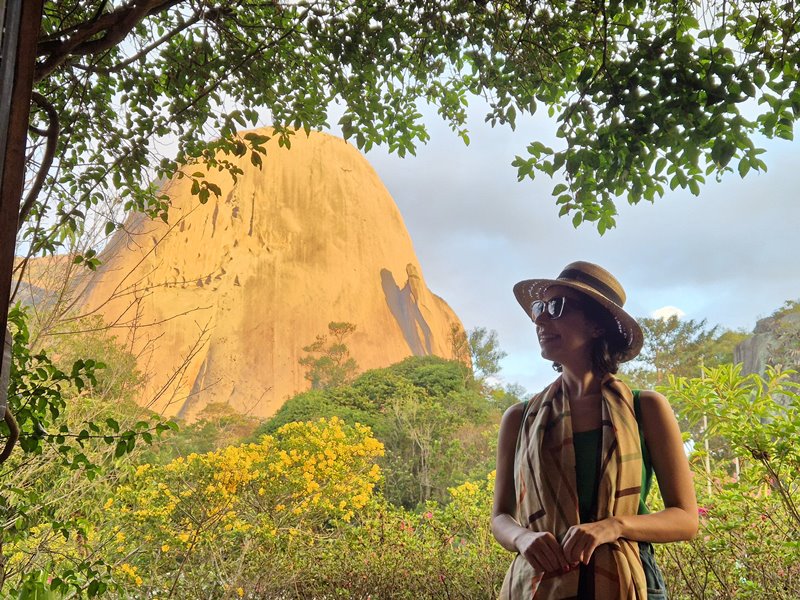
[0,0,46,386]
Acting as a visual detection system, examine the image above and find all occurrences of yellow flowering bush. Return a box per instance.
[108,417,384,595]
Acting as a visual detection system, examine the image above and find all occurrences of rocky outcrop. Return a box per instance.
[76,129,466,420]
[734,308,800,375]
[734,306,800,408]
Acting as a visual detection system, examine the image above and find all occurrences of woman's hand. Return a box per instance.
[560,518,622,565]
[515,530,571,574]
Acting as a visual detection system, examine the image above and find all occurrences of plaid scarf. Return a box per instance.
[499,375,647,599]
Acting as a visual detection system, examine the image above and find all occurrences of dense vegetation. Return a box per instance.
[259,355,506,508]
[1,305,798,597]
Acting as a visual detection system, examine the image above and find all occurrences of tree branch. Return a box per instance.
[35,0,185,83]
[19,92,60,230]
[107,8,208,73]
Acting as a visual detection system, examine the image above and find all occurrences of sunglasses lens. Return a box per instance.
[531,297,566,319]
[548,297,565,319]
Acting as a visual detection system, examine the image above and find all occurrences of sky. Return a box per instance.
[324,102,800,394]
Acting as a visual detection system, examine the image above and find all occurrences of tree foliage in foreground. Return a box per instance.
[3,358,799,597]
[25,0,800,263]
[0,307,176,597]
[659,365,800,599]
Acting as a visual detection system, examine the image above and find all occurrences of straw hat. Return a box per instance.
[513,261,643,361]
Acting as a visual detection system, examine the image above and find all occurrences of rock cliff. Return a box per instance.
[77,129,466,420]
[734,307,800,375]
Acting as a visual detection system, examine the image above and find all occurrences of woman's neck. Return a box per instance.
[560,367,604,399]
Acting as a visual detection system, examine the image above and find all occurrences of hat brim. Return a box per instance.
[513,278,643,362]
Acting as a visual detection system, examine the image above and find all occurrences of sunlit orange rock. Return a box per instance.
[78,129,466,420]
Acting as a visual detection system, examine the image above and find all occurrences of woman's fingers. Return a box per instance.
[517,531,569,573]
[562,520,618,564]
[561,526,586,564]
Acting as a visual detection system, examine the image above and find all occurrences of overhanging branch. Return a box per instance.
[18,91,59,229]
[35,0,184,82]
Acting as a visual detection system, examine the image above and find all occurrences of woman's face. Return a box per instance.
[533,285,599,365]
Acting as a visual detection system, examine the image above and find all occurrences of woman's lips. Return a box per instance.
[538,333,559,344]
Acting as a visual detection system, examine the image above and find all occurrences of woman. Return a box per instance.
[492,261,697,599]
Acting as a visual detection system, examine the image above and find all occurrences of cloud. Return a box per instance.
[651,306,686,320]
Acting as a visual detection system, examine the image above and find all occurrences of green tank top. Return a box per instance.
[573,390,653,522]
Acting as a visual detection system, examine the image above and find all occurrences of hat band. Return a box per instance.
[558,268,624,306]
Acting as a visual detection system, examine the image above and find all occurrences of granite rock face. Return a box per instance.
[734,309,800,375]
[78,129,466,420]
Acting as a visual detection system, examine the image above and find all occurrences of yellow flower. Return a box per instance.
[237,588,244,598]
[161,544,170,552]
[103,498,114,509]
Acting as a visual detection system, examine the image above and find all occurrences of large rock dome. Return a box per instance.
[78,129,466,420]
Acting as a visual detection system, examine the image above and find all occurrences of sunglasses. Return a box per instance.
[531,297,569,320]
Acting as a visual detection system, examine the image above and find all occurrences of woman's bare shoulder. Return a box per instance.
[502,400,527,419]
[636,390,680,436]
[498,401,527,438]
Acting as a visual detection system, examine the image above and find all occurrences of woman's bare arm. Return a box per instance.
[613,390,699,542]
[492,402,569,573]
[491,402,526,551]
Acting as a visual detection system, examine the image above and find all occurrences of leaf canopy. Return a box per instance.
[26,0,800,249]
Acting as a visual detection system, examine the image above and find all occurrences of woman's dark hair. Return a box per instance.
[551,293,629,375]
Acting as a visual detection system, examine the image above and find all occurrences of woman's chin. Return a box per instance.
[539,348,558,362]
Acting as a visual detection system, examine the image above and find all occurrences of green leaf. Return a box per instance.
[738,158,751,178]
[243,132,271,146]
[114,441,127,458]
